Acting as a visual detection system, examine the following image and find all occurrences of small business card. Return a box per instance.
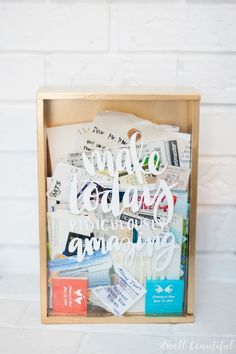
[145,279,184,315]
[52,277,88,315]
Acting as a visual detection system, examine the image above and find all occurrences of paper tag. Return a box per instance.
[52,277,88,315]
[145,279,184,314]
[92,266,146,316]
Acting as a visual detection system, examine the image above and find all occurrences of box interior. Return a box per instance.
[39,95,197,323]
[44,99,193,176]
[44,99,192,130]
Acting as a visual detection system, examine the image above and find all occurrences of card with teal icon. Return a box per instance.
[145,279,184,315]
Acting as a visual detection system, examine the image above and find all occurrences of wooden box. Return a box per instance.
[37,87,200,324]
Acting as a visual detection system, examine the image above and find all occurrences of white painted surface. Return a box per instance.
[0,1,235,353]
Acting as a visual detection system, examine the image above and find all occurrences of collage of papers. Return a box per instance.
[46,111,191,317]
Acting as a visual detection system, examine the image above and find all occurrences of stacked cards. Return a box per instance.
[46,111,191,316]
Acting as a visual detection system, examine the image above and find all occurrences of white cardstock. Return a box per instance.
[92,265,146,316]
[155,165,191,191]
[47,122,92,171]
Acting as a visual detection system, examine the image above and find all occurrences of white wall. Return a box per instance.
[0,1,236,276]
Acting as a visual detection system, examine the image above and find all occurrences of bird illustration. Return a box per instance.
[74,289,83,304]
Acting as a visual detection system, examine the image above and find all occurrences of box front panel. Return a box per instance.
[38,95,198,323]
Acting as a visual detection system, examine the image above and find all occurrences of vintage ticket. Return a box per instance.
[155,165,191,191]
[47,162,90,202]
[92,266,146,316]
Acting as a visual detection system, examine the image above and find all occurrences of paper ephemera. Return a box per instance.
[68,138,183,172]
[46,110,191,317]
[47,112,190,172]
[47,162,90,202]
[92,266,146,316]
[155,165,191,191]
[47,122,92,172]
[48,162,114,206]
[47,210,95,259]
